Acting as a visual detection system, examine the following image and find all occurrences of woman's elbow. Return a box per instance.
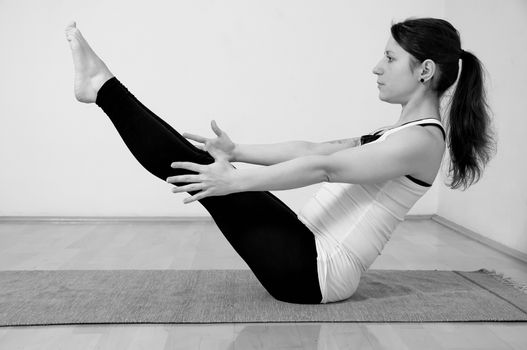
[319,157,334,183]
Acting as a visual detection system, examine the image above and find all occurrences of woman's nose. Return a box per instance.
[372,58,384,75]
[372,63,382,75]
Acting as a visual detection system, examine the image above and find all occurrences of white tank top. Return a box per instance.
[297,118,445,303]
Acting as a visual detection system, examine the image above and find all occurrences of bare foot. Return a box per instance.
[65,21,114,103]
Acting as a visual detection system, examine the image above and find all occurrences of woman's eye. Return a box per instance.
[386,56,393,62]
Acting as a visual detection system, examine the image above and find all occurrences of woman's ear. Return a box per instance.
[420,59,436,82]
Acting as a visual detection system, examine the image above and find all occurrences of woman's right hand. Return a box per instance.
[183,120,236,162]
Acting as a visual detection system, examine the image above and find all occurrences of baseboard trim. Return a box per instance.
[2,214,434,223]
[432,214,527,265]
[0,216,214,223]
[405,214,434,220]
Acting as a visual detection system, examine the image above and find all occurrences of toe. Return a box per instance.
[65,21,77,36]
[65,21,76,29]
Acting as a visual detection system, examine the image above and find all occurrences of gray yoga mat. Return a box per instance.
[1,269,527,326]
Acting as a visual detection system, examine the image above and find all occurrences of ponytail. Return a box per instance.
[446,50,496,189]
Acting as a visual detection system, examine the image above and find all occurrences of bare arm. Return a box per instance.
[233,136,362,166]
[183,120,363,166]
[234,128,430,192]
[313,137,362,155]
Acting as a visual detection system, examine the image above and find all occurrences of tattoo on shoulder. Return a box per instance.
[327,139,347,145]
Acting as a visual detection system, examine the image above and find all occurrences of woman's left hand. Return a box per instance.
[167,158,237,204]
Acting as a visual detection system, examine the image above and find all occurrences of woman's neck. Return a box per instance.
[396,92,441,126]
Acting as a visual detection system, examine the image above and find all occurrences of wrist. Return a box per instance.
[231,143,240,162]
[229,168,246,193]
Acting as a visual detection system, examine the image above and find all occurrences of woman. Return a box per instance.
[65,17,495,304]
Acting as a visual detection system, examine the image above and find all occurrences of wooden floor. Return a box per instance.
[0,218,526,349]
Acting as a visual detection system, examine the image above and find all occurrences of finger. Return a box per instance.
[170,161,205,172]
[166,174,202,183]
[211,120,222,137]
[182,132,207,143]
[183,190,210,204]
[171,183,206,193]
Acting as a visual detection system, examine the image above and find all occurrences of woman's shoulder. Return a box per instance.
[392,125,446,161]
[418,124,446,145]
[394,125,446,183]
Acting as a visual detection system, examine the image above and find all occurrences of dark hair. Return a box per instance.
[390,17,496,190]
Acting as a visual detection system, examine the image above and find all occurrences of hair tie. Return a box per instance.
[460,49,467,59]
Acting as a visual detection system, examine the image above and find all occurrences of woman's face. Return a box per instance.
[372,35,422,105]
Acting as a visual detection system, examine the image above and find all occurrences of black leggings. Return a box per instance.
[95,77,322,304]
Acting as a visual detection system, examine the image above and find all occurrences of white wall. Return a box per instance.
[0,0,445,217]
[438,0,527,254]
